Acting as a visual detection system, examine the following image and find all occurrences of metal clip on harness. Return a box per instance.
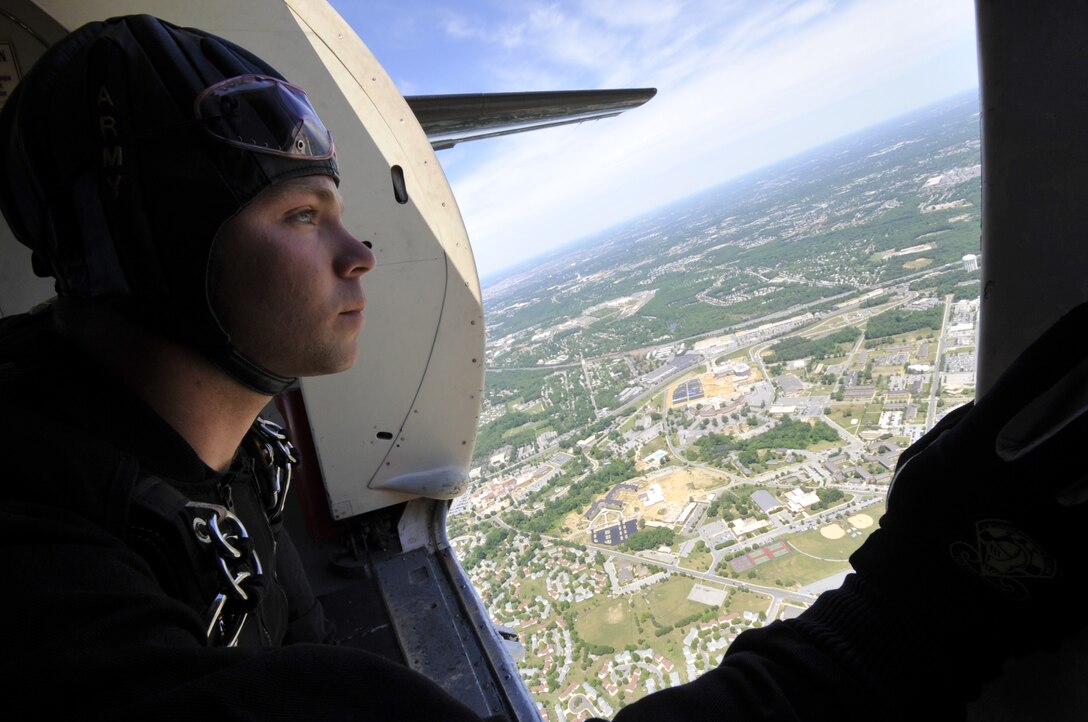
[184,417,296,646]
[188,501,264,647]
[252,416,298,524]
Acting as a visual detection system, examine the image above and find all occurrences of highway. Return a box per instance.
[584,540,821,611]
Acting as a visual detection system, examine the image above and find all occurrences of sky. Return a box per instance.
[329,0,979,281]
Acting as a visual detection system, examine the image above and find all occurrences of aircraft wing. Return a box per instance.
[406,88,657,150]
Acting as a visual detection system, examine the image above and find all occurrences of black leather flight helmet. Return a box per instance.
[0,14,340,394]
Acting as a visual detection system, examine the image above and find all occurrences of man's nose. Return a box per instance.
[336,226,376,278]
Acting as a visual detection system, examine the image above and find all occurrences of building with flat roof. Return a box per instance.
[784,488,820,512]
[751,489,781,514]
[489,445,512,466]
[776,374,804,396]
[730,517,772,537]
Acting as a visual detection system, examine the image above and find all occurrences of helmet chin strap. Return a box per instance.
[216,346,296,396]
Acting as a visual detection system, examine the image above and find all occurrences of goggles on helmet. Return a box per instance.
[195,74,335,159]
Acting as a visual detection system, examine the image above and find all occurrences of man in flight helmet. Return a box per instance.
[0,14,488,719]
[0,14,362,394]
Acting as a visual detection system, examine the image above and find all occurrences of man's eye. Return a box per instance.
[294,209,316,224]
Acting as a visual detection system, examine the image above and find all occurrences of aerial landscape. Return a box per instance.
[448,91,982,720]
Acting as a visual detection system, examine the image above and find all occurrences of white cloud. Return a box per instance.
[583,0,683,28]
[437,0,978,276]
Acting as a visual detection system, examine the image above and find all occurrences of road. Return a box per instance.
[585,541,821,610]
[581,355,600,416]
[819,413,863,453]
[926,294,954,427]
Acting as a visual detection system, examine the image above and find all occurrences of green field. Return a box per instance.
[545,577,776,699]
[865,330,941,353]
[679,542,713,573]
[743,548,849,588]
[726,588,773,617]
[642,577,707,626]
[788,530,855,561]
[741,504,886,587]
[521,400,547,414]
[826,405,864,435]
[578,575,748,649]
[641,436,667,456]
[804,385,835,395]
[517,576,549,602]
[577,598,641,649]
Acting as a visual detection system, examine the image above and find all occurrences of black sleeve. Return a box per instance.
[611,574,975,722]
[273,523,335,644]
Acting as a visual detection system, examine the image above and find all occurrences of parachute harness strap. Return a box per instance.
[188,501,263,647]
[251,416,298,525]
[186,416,296,647]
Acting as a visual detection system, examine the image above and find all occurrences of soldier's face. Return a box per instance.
[210,175,376,379]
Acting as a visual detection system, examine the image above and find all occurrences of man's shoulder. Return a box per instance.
[0,309,77,446]
[0,309,131,525]
[0,306,64,386]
